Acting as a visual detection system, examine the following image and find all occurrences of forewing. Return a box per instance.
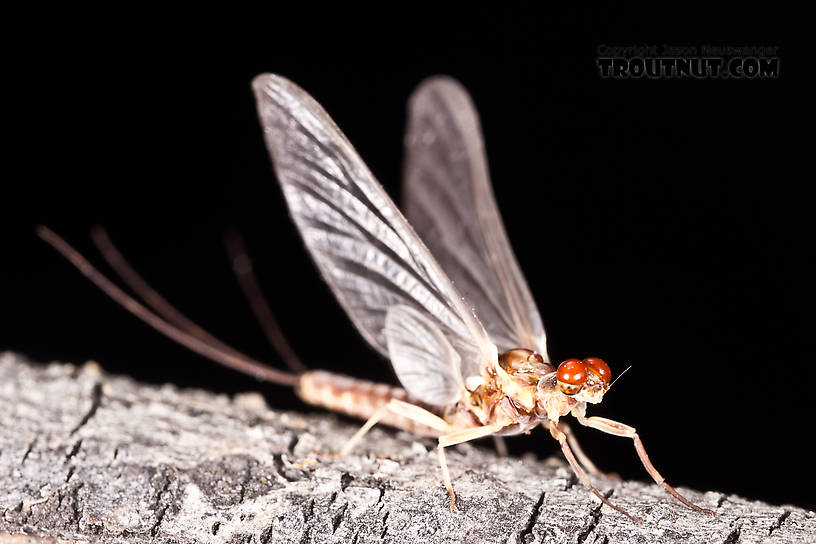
[385,304,463,405]
[253,74,497,395]
[403,77,549,359]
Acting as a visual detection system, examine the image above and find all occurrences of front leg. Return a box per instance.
[548,422,644,524]
[557,421,606,478]
[575,415,715,516]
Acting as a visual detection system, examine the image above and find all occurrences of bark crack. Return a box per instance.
[331,501,348,533]
[768,509,791,536]
[564,472,579,491]
[70,381,103,435]
[576,489,613,544]
[149,473,173,537]
[340,471,353,491]
[298,499,315,544]
[259,522,274,544]
[55,489,64,511]
[519,491,546,543]
[287,433,300,454]
[69,482,84,531]
[723,526,741,544]
[237,459,252,503]
[722,515,745,544]
[380,510,390,541]
[21,438,36,465]
[64,439,82,464]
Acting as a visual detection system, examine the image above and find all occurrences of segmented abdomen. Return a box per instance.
[296,370,442,437]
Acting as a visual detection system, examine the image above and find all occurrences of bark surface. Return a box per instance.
[1,353,812,543]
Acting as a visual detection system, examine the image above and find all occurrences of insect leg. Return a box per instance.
[548,421,644,524]
[575,415,715,516]
[331,398,450,458]
[492,436,509,457]
[437,423,505,510]
[334,403,389,458]
[437,423,505,447]
[557,421,606,477]
[437,446,453,509]
[388,399,452,432]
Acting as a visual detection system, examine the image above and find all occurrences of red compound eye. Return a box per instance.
[583,357,611,385]
[557,359,587,385]
[557,359,587,394]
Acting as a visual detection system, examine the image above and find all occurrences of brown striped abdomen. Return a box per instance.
[296,370,442,437]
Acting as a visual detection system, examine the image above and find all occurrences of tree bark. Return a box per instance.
[0,352,812,543]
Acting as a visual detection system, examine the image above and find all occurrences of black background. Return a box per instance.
[4,8,807,509]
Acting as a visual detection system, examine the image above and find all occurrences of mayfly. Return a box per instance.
[38,74,715,524]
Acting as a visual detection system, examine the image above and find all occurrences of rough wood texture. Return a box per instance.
[1,353,812,543]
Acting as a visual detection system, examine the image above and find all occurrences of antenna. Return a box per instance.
[608,364,633,390]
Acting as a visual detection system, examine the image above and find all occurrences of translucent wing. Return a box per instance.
[253,74,497,402]
[402,77,549,360]
[385,304,463,405]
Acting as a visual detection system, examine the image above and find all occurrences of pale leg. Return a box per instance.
[557,421,610,478]
[576,415,715,516]
[437,446,452,506]
[492,435,509,457]
[549,422,644,524]
[335,403,387,457]
[331,398,451,457]
[437,423,506,509]
[328,399,507,511]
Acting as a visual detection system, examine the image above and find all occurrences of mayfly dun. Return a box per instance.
[38,74,715,524]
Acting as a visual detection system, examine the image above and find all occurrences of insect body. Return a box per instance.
[39,74,715,524]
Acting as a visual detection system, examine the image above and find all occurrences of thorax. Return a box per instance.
[444,362,580,433]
